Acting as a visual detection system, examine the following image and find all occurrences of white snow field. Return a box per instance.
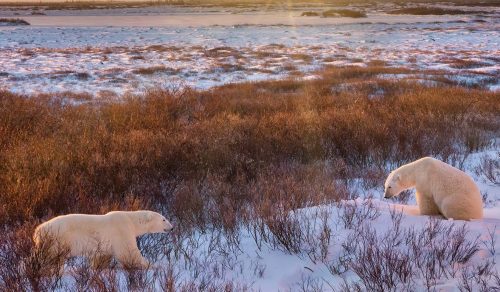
[0,6,499,98]
[53,149,499,291]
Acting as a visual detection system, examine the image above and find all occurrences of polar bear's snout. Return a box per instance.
[162,217,174,233]
[383,191,391,199]
[383,190,395,199]
[156,216,174,233]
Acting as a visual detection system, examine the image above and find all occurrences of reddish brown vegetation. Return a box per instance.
[322,9,366,18]
[388,7,488,15]
[0,66,498,290]
[1,66,499,225]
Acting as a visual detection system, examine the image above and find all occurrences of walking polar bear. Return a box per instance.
[33,210,173,269]
[384,157,483,220]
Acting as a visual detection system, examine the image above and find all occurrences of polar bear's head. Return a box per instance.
[383,171,403,199]
[138,211,174,234]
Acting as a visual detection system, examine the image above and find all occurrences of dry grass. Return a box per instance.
[448,59,492,69]
[0,18,29,25]
[388,7,488,15]
[132,65,178,75]
[333,206,497,291]
[0,65,499,290]
[322,9,367,18]
[1,66,498,225]
[301,11,320,16]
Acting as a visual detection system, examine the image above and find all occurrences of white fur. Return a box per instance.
[33,210,173,269]
[384,157,483,220]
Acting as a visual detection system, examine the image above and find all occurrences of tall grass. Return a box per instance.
[0,66,498,290]
[1,66,499,225]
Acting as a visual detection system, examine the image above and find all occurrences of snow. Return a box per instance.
[54,148,499,290]
[0,9,499,98]
[167,147,497,290]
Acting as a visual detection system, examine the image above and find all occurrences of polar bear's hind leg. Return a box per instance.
[439,196,477,220]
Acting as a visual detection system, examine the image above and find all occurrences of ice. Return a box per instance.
[0,13,498,97]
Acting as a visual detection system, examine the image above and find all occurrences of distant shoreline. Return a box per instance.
[10,14,474,27]
[0,17,30,25]
[0,1,497,22]
[0,0,499,10]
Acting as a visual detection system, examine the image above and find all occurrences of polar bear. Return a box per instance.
[384,157,483,220]
[33,210,173,269]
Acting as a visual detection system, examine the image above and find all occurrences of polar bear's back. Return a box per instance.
[36,214,107,236]
[421,157,479,195]
[34,213,127,256]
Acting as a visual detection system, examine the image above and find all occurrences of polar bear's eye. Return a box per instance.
[388,186,392,189]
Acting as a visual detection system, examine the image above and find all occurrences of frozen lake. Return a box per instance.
[0,7,499,97]
[6,13,471,27]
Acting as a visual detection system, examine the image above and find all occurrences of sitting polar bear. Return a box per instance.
[384,157,483,220]
[33,210,173,269]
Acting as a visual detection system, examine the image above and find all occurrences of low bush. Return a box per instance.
[0,18,30,25]
[301,11,319,16]
[322,9,366,18]
[0,65,498,290]
[388,7,486,15]
[1,66,499,225]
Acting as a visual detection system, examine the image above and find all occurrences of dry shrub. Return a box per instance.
[388,7,484,15]
[244,163,347,254]
[301,11,319,16]
[349,225,415,291]
[204,46,242,58]
[0,223,67,291]
[1,67,499,226]
[338,199,381,229]
[259,201,305,254]
[333,214,499,291]
[0,65,498,288]
[0,18,30,25]
[322,9,366,18]
[132,65,177,75]
[474,153,500,185]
